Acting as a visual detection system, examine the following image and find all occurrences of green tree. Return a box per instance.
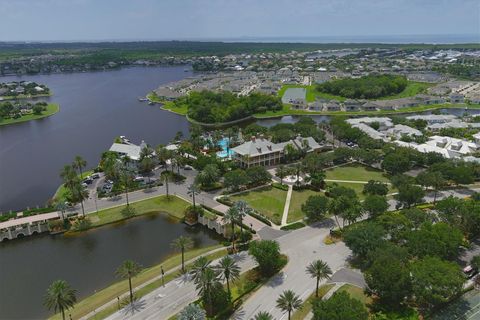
[234,200,252,239]
[410,256,465,311]
[44,280,77,320]
[73,155,87,179]
[194,266,224,317]
[471,256,480,270]
[171,236,194,273]
[312,291,368,320]
[178,303,206,320]
[223,169,249,192]
[116,260,142,304]
[363,180,389,196]
[195,164,220,188]
[223,206,240,251]
[416,171,445,203]
[276,290,302,320]
[362,195,389,219]
[249,240,282,276]
[216,255,240,298]
[343,223,385,260]
[276,165,288,185]
[301,195,329,221]
[190,256,212,284]
[188,184,200,208]
[306,260,332,297]
[253,311,274,320]
[246,166,272,186]
[395,184,425,209]
[382,152,411,175]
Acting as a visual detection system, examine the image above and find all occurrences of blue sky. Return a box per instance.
[0,0,478,41]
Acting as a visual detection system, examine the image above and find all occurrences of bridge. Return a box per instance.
[0,211,60,242]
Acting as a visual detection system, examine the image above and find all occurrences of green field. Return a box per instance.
[325,164,390,182]
[288,189,322,223]
[0,103,59,126]
[230,186,287,225]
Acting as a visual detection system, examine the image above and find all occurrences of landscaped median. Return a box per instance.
[0,103,59,126]
[48,245,227,320]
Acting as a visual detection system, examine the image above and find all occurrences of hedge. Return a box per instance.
[280,221,306,230]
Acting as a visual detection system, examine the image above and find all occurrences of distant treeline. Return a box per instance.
[317,74,408,99]
[176,90,282,123]
[0,41,479,60]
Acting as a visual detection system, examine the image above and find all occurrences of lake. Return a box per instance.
[0,66,193,212]
[0,212,222,319]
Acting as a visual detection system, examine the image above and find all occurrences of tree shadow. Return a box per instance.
[266,271,285,288]
[120,298,147,316]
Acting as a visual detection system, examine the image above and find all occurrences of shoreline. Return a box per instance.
[0,103,59,126]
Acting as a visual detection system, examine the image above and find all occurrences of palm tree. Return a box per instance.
[119,156,134,207]
[72,181,88,216]
[171,236,194,273]
[276,290,302,320]
[195,266,220,316]
[178,303,206,320]
[305,260,332,297]
[116,260,142,304]
[292,162,304,187]
[276,165,288,185]
[44,280,77,320]
[188,184,200,208]
[223,206,240,251]
[55,201,68,221]
[190,256,212,284]
[162,173,170,198]
[254,311,274,320]
[234,200,251,239]
[216,255,240,298]
[73,155,87,179]
[60,164,77,189]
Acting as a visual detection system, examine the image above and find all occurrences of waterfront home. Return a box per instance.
[344,99,362,112]
[153,87,183,101]
[109,140,152,162]
[231,135,321,168]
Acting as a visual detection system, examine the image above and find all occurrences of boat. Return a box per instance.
[138,97,148,102]
[148,101,154,105]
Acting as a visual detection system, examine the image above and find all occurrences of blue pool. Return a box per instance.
[216,138,235,158]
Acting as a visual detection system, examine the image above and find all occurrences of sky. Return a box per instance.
[0,0,479,42]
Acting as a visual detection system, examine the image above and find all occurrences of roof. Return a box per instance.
[232,136,321,157]
[109,143,142,160]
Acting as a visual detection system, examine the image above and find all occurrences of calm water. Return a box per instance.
[0,213,221,319]
[0,66,193,212]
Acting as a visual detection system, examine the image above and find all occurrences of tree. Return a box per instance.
[188,184,200,208]
[363,180,388,196]
[410,256,465,312]
[246,166,272,186]
[362,195,388,219]
[171,236,194,273]
[306,260,332,297]
[254,311,274,320]
[471,255,480,270]
[223,206,240,251]
[328,195,361,229]
[195,164,219,188]
[343,223,385,260]
[234,200,252,238]
[162,173,170,198]
[178,303,206,320]
[33,104,44,115]
[381,152,411,175]
[73,155,87,179]
[249,240,282,276]
[301,195,329,221]
[71,180,88,216]
[276,165,288,185]
[116,260,142,304]
[276,290,302,320]
[365,254,412,306]
[223,169,249,192]
[44,280,77,320]
[312,291,368,320]
[416,171,445,203]
[194,266,224,317]
[216,255,240,298]
[395,184,425,209]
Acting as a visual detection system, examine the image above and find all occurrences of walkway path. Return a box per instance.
[281,185,293,226]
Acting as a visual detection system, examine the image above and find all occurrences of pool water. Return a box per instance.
[216,137,235,158]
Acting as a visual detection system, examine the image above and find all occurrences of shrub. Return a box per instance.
[71,217,92,231]
[272,182,289,191]
[280,222,306,230]
[248,211,272,226]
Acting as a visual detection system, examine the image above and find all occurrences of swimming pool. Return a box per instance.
[216,137,235,158]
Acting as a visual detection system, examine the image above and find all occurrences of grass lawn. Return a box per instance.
[147,93,188,115]
[230,186,287,225]
[337,284,372,307]
[287,189,322,223]
[377,81,434,100]
[325,164,390,182]
[291,284,335,320]
[50,246,226,320]
[86,195,190,228]
[0,103,59,126]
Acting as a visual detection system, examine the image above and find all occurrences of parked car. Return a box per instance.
[463,265,478,279]
[81,182,88,188]
[83,178,93,185]
[91,173,100,179]
[134,176,145,182]
[184,165,193,170]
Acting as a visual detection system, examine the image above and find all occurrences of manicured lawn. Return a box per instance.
[0,103,59,126]
[291,284,335,320]
[50,246,226,320]
[147,93,188,115]
[376,81,434,100]
[337,284,372,306]
[326,164,389,182]
[87,195,190,228]
[288,189,322,223]
[231,186,287,225]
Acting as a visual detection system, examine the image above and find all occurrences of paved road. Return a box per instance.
[105,251,256,320]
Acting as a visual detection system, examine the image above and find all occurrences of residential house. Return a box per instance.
[449,93,465,103]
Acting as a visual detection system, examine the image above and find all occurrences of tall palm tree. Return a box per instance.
[254,311,274,320]
[216,255,240,298]
[190,256,212,284]
[188,184,200,208]
[44,280,77,320]
[116,260,142,304]
[223,206,240,251]
[305,260,332,297]
[55,201,68,221]
[292,162,304,187]
[276,290,302,320]
[171,236,194,273]
[162,173,170,198]
[234,200,252,239]
[178,303,206,320]
[72,181,88,216]
[73,155,87,179]
[60,164,77,189]
[195,266,220,317]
